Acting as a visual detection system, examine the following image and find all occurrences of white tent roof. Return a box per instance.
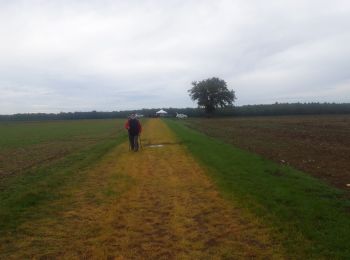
[156,109,167,114]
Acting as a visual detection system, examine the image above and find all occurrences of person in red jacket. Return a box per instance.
[125,113,142,151]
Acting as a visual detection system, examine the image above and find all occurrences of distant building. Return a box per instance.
[156,109,168,117]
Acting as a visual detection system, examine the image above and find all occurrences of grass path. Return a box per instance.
[1,119,284,259]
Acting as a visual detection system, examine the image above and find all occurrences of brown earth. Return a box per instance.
[185,115,350,192]
[0,119,285,259]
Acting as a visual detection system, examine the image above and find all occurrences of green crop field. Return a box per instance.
[0,119,126,179]
[0,119,124,149]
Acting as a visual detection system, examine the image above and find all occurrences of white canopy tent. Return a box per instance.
[156,109,168,117]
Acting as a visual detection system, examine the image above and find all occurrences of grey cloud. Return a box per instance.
[0,0,349,113]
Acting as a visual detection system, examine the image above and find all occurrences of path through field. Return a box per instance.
[1,119,284,259]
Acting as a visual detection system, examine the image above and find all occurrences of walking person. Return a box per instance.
[125,113,142,152]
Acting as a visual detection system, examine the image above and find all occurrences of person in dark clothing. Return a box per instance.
[124,113,142,151]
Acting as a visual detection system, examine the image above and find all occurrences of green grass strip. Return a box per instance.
[0,133,127,233]
[166,119,350,259]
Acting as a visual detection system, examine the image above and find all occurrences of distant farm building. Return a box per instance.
[156,109,168,117]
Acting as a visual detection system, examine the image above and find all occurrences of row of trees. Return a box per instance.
[188,77,350,116]
[1,77,349,121]
[1,103,350,121]
[220,102,350,116]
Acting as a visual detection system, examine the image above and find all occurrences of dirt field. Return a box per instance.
[0,119,285,259]
[185,115,350,191]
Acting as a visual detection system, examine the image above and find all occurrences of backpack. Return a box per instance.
[128,119,139,135]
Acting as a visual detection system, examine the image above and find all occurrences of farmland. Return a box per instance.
[184,115,350,192]
[0,119,126,239]
[0,117,349,258]
[0,119,125,183]
[166,118,350,258]
[1,119,287,259]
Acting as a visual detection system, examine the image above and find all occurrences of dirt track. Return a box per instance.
[1,119,284,259]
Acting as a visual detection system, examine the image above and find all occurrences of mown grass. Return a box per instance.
[0,119,127,234]
[166,119,350,259]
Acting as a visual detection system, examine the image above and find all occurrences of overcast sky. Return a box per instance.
[0,0,350,114]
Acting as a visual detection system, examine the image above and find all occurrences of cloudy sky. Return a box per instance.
[0,0,349,114]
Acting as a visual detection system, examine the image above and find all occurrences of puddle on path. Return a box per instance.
[147,144,164,148]
[143,142,182,148]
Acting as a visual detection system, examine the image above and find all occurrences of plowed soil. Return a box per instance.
[185,115,350,192]
[0,119,284,259]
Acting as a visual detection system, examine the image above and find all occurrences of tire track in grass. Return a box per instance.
[0,119,285,259]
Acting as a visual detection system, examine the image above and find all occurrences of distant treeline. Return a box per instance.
[1,103,350,121]
[220,102,350,117]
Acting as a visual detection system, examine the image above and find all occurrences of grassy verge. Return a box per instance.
[0,133,127,233]
[166,119,350,259]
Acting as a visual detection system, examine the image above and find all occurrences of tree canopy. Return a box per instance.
[188,77,236,114]
[1,103,350,121]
